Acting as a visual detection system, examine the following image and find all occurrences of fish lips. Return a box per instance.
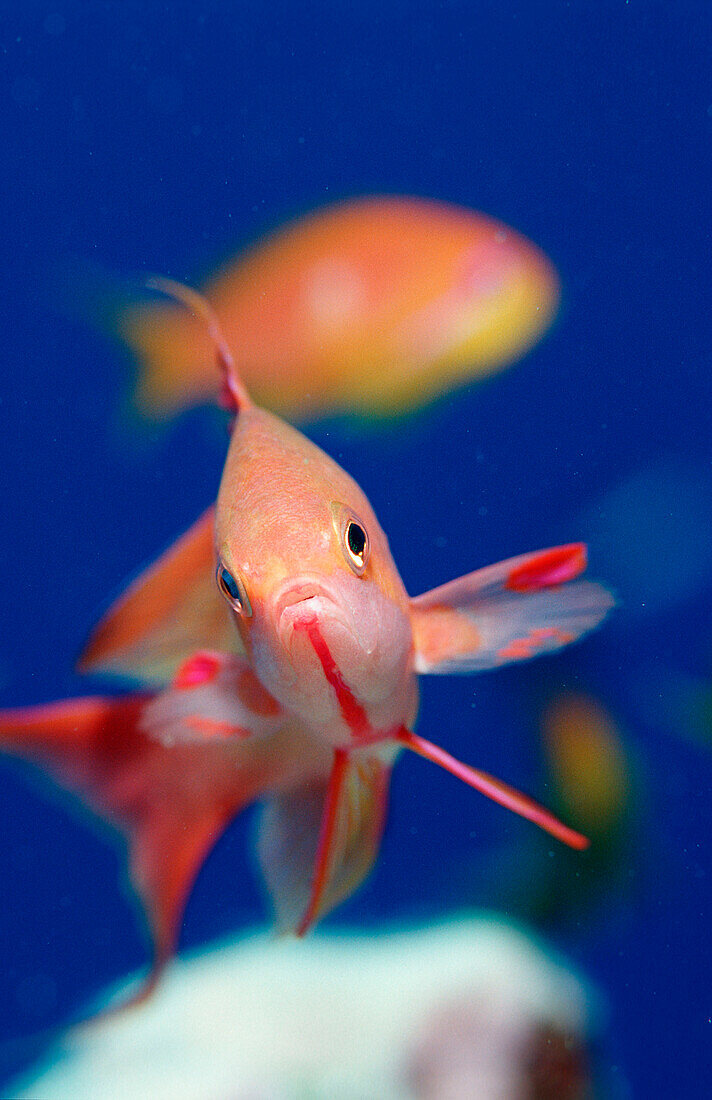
[274,574,373,646]
[276,583,359,668]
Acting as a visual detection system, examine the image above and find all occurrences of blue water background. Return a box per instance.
[1,2,711,1094]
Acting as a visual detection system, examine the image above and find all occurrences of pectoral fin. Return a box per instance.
[256,747,392,934]
[140,651,283,746]
[78,506,241,686]
[410,543,614,674]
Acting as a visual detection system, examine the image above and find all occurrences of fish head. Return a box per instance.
[215,406,417,745]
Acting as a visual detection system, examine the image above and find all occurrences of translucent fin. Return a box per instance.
[78,507,242,686]
[0,676,285,1006]
[256,747,392,934]
[140,652,283,747]
[410,543,614,673]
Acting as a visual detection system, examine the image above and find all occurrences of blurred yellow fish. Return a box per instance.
[471,693,636,930]
[121,195,559,420]
[543,693,631,835]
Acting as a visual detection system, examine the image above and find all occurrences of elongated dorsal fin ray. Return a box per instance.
[145,276,251,414]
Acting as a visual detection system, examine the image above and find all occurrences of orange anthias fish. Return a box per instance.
[0,283,611,1006]
[120,196,559,421]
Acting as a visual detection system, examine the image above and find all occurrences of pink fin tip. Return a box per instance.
[505,543,588,592]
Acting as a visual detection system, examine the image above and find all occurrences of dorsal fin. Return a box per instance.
[78,507,242,686]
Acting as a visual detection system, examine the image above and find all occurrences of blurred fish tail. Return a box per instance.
[52,258,220,420]
[119,291,221,418]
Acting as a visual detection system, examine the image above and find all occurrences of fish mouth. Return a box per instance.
[274,576,353,647]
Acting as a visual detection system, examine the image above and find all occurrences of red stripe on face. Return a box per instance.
[295,615,371,741]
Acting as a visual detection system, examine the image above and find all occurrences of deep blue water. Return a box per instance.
[1,2,711,1094]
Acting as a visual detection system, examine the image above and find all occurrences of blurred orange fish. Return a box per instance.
[121,196,559,420]
[0,282,609,1007]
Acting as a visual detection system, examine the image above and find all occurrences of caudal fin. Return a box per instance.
[120,293,223,418]
[142,277,251,414]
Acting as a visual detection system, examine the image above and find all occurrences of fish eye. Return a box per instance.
[346,521,368,569]
[216,563,252,616]
[331,503,370,575]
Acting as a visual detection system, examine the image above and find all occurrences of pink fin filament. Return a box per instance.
[297,747,350,936]
[394,727,589,850]
[145,276,250,414]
